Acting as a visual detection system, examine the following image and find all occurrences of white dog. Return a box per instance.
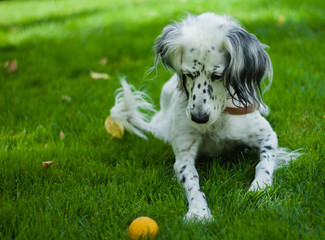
[110,13,300,220]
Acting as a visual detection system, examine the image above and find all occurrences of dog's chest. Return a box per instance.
[196,127,241,156]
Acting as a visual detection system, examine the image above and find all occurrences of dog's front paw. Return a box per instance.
[184,208,214,222]
[248,178,272,192]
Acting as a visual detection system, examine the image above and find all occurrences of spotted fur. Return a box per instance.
[110,13,301,221]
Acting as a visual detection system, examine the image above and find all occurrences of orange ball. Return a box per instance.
[128,217,159,240]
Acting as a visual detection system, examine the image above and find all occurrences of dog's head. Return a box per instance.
[153,13,272,124]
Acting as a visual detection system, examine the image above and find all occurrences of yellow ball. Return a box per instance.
[128,216,159,240]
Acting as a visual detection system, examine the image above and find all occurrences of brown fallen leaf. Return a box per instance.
[276,15,285,26]
[10,26,19,33]
[90,71,110,80]
[61,95,72,102]
[99,57,108,65]
[105,115,124,139]
[4,59,18,73]
[42,161,55,169]
[60,130,65,140]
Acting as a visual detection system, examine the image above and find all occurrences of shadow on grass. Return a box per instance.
[0,8,108,30]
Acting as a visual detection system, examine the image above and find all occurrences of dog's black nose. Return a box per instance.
[191,113,209,124]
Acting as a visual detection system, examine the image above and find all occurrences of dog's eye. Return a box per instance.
[211,73,222,82]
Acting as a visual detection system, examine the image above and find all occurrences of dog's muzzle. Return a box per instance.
[191,112,209,124]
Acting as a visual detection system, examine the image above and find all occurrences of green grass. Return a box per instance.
[0,0,324,239]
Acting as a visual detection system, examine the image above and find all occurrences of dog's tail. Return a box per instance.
[110,78,156,140]
[275,147,303,169]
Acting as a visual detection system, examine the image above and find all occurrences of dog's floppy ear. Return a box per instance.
[153,23,183,73]
[223,27,273,107]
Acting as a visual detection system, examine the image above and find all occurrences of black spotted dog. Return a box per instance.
[110,13,301,220]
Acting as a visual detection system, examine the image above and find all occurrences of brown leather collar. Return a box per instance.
[223,104,255,115]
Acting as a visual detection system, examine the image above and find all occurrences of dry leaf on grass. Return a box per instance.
[4,59,18,73]
[41,161,55,169]
[105,115,124,139]
[10,26,19,33]
[99,57,108,65]
[90,71,110,80]
[276,15,285,26]
[61,95,72,102]
[60,130,65,140]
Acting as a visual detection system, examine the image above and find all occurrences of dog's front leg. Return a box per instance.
[249,130,278,191]
[172,134,213,221]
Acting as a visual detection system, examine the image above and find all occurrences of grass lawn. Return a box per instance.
[0,0,324,239]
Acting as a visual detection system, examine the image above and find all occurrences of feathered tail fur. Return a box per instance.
[274,147,302,170]
[110,78,155,139]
